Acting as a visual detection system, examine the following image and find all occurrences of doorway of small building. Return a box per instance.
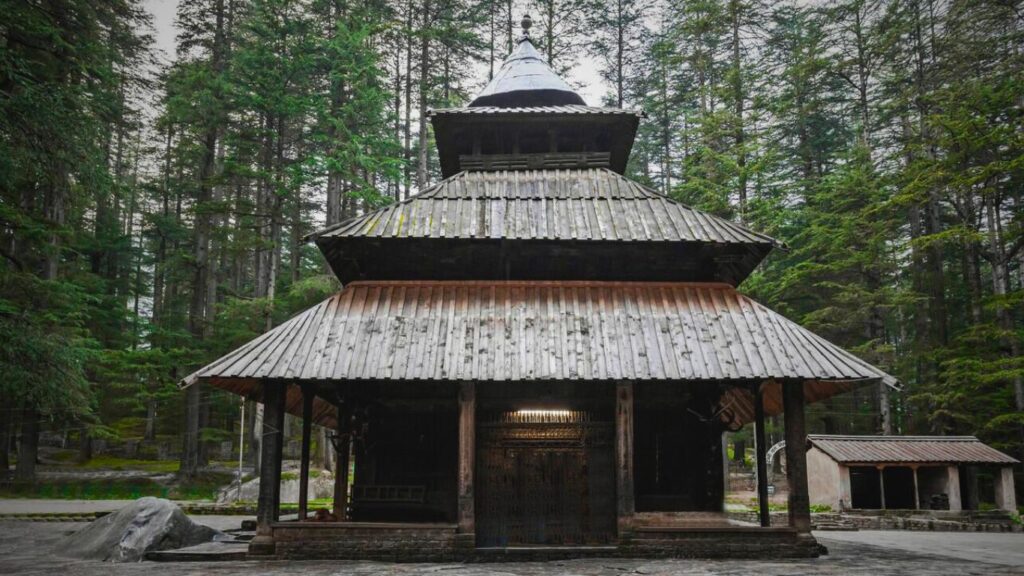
[964,466,1002,511]
[632,382,725,512]
[850,466,918,509]
[475,382,616,547]
[850,466,881,509]
[883,467,916,509]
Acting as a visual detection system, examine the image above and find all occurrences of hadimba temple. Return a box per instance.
[183,15,897,561]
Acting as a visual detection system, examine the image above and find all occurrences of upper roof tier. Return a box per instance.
[307,168,781,286]
[469,17,586,108]
[431,16,641,177]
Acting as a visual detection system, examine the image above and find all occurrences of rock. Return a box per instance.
[61,497,223,562]
[217,469,334,504]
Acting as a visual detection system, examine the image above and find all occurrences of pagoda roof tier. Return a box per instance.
[182,280,898,428]
[309,169,781,285]
[430,106,641,176]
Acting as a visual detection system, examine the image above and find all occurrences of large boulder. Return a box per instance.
[61,497,223,562]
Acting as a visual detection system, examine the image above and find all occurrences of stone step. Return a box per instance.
[144,541,250,562]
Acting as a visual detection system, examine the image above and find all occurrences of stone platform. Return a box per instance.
[258,520,822,561]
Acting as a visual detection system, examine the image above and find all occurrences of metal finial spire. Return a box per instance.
[521,14,532,37]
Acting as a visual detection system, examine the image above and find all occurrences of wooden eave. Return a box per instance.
[182,280,899,428]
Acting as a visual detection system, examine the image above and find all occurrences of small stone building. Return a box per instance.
[807,435,1018,512]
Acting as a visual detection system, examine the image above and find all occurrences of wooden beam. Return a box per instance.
[457,381,475,535]
[754,382,770,527]
[616,381,636,534]
[783,381,811,532]
[251,381,286,554]
[298,385,313,521]
[333,403,351,520]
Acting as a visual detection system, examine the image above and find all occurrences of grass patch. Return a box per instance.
[0,479,171,500]
[0,472,232,502]
[170,472,234,501]
[75,456,179,473]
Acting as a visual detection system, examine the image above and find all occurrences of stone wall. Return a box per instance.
[726,510,1022,533]
[621,528,821,559]
[270,523,465,561]
[264,522,824,561]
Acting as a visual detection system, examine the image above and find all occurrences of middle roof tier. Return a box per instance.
[309,168,781,286]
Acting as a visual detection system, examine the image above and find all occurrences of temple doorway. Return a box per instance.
[475,384,616,547]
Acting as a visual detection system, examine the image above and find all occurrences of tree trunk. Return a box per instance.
[416,0,431,192]
[182,0,226,480]
[14,408,39,482]
[77,424,92,463]
[729,0,747,223]
[145,400,158,442]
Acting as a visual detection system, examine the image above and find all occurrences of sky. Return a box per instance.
[141,0,608,105]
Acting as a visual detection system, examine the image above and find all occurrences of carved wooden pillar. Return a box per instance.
[251,381,286,554]
[783,381,811,532]
[298,385,313,520]
[457,381,476,535]
[333,402,351,520]
[754,382,770,527]
[616,381,636,534]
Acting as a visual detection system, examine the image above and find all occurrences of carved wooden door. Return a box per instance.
[476,412,614,547]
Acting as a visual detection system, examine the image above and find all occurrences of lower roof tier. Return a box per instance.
[309,169,780,285]
[183,280,897,427]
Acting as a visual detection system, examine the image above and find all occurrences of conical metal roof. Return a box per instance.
[469,17,585,108]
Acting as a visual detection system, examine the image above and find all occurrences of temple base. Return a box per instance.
[254,522,822,561]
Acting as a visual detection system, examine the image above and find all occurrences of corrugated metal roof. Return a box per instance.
[430,105,642,117]
[808,435,1019,465]
[310,169,779,247]
[468,37,585,108]
[184,281,896,425]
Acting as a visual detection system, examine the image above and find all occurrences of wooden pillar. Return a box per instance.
[616,381,636,533]
[333,403,351,520]
[754,382,770,527]
[457,381,476,535]
[878,466,886,509]
[783,381,811,532]
[911,465,920,510]
[298,385,314,520]
[251,381,286,555]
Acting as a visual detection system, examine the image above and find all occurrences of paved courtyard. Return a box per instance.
[0,518,1022,576]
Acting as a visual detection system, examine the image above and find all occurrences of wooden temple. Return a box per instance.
[182,16,898,560]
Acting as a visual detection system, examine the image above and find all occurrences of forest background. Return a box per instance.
[1,0,1021,488]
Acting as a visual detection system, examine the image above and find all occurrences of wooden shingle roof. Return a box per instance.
[808,435,1018,465]
[184,281,897,427]
[311,169,779,246]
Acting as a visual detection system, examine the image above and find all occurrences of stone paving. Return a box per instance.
[1,520,1022,576]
